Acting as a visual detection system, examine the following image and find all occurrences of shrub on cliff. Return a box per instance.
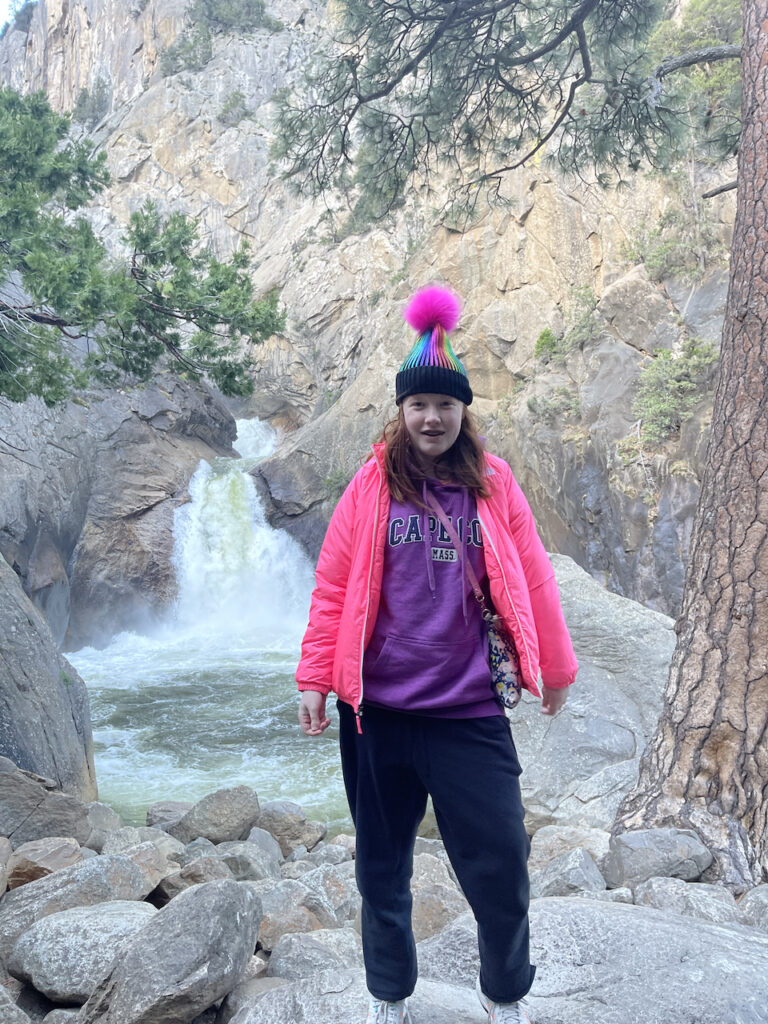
[0,88,284,405]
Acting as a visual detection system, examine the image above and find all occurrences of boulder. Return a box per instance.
[84,803,123,854]
[417,912,480,988]
[410,854,470,941]
[530,848,607,898]
[42,1012,79,1023]
[299,861,360,926]
[0,758,92,850]
[217,977,291,1024]
[738,885,768,932]
[243,827,284,864]
[511,556,676,832]
[281,861,315,879]
[0,561,97,800]
[257,801,327,857]
[266,929,363,980]
[528,824,612,874]
[222,969,487,1024]
[328,833,356,856]
[634,877,741,925]
[7,901,157,1004]
[212,841,282,882]
[156,856,234,902]
[526,898,768,1023]
[177,837,217,866]
[146,800,193,828]
[1,861,7,895]
[120,841,180,891]
[603,828,713,888]
[245,878,336,952]
[0,854,153,960]
[0,984,32,1024]
[572,887,634,904]
[1,836,12,864]
[78,879,261,1024]
[164,787,261,845]
[305,843,352,867]
[6,838,83,889]
[100,826,185,863]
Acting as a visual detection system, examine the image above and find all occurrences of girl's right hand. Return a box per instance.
[298,691,331,736]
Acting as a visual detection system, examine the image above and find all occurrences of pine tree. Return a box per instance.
[0,88,284,404]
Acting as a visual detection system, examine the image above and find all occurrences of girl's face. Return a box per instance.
[402,393,463,471]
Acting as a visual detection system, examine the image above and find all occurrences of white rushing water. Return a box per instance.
[68,420,349,830]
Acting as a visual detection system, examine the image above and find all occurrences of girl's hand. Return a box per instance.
[298,691,331,735]
[541,685,569,716]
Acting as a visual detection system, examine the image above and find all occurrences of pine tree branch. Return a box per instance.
[653,44,741,80]
[702,179,737,199]
[498,0,601,68]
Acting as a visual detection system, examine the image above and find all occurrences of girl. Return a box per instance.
[296,286,578,1024]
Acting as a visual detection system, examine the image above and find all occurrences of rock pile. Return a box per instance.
[1,758,767,1023]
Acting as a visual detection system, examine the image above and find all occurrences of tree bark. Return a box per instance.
[613,1,768,893]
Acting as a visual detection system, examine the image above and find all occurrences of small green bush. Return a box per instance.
[535,288,599,364]
[534,328,559,362]
[160,24,213,76]
[634,338,719,443]
[189,0,282,33]
[72,76,111,129]
[217,89,252,126]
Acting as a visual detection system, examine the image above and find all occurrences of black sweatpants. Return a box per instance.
[337,699,536,1004]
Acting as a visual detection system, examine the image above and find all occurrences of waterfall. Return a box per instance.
[67,421,347,829]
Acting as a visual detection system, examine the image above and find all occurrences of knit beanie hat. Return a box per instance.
[395,285,473,406]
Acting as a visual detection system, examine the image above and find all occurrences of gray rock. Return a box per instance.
[243,827,284,864]
[244,878,337,953]
[305,843,352,866]
[511,557,676,832]
[530,847,607,897]
[1,861,7,895]
[417,912,480,988]
[0,855,153,960]
[738,885,768,931]
[213,841,282,882]
[328,833,356,857]
[0,560,96,800]
[634,877,741,925]
[266,929,363,980]
[146,800,193,828]
[42,1012,79,1023]
[217,977,291,1024]
[285,845,309,863]
[100,826,185,863]
[8,901,157,1004]
[177,837,218,866]
[280,861,314,879]
[0,983,32,1024]
[299,861,360,926]
[1,835,12,864]
[83,803,123,854]
[156,856,234,902]
[78,879,261,1024]
[165,786,261,845]
[257,801,326,857]
[0,758,92,850]
[225,969,487,1023]
[118,841,180,891]
[6,838,83,890]
[603,827,713,888]
[572,887,634,904]
[526,898,768,1023]
[528,824,612,874]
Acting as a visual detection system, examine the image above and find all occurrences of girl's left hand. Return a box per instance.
[541,685,569,716]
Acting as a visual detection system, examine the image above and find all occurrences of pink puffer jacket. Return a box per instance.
[296,444,578,715]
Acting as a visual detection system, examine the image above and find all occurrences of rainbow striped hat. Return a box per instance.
[396,285,472,406]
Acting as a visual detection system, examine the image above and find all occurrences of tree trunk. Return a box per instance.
[613,0,768,893]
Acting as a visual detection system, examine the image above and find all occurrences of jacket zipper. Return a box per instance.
[476,509,536,685]
[356,451,384,730]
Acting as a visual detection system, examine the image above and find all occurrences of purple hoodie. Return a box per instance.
[362,480,501,718]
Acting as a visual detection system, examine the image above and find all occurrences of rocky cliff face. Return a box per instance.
[0,378,235,649]
[0,0,735,619]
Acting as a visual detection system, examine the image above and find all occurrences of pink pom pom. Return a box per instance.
[403,285,462,335]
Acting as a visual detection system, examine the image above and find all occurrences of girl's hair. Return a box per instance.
[376,405,491,502]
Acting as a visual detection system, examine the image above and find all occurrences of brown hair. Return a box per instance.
[375,405,491,503]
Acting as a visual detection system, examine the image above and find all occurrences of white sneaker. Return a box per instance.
[366,996,412,1023]
[475,977,531,1023]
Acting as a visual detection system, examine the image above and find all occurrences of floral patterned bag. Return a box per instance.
[426,493,522,710]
